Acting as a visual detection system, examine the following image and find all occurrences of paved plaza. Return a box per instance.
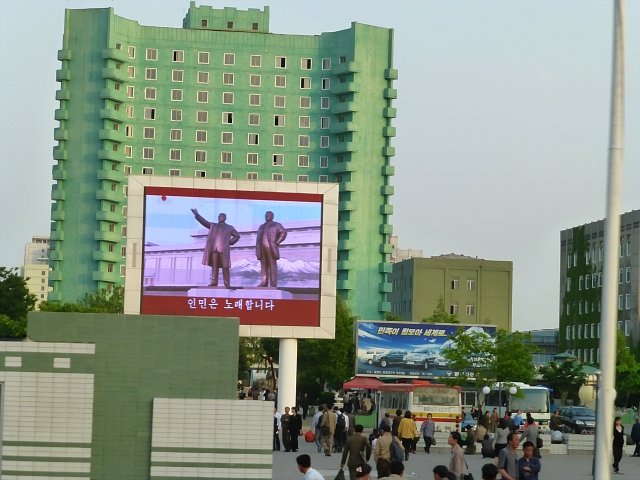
[271,435,639,480]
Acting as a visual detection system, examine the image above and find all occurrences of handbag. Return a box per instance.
[536,436,543,449]
[334,468,346,480]
[461,458,475,480]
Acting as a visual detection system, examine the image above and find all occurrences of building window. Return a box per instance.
[198,51,209,64]
[272,173,283,181]
[273,134,284,146]
[220,171,232,179]
[145,68,157,80]
[319,175,328,182]
[298,135,310,147]
[142,147,154,160]
[578,324,582,339]
[321,97,330,109]
[171,89,183,101]
[248,133,259,145]
[171,109,182,121]
[221,132,233,144]
[626,267,631,283]
[125,105,134,118]
[467,279,475,290]
[466,304,475,315]
[195,170,206,178]
[298,155,309,167]
[198,91,209,103]
[451,279,459,290]
[320,136,329,148]
[320,156,328,168]
[566,277,571,292]
[172,69,184,82]
[222,112,234,124]
[274,115,285,127]
[197,71,209,84]
[275,56,286,68]
[227,21,234,29]
[197,110,209,123]
[566,325,571,339]
[272,154,284,166]
[145,87,156,100]
[300,77,311,89]
[250,55,262,67]
[221,151,232,164]
[125,146,133,158]
[585,275,590,289]
[299,116,310,128]
[618,294,623,310]
[146,48,158,61]
[301,58,312,70]
[625,293,631,310]
[322,78,331,90]
[172,50,184,62]
[249,94,261,106]
[222,92,234,104]
[195,130,207,143]
[195,150,207,163]
[300,96,311,108]
[449,304,459,315]
[169,149,181,161]
[274,96,285,108]
[322,57,331,70]
[248,113,260,126]
[275,75,286,88]
[144,107,156,120]
[223,72,234,85]
[320,117,330,129]
[298,175,309,182]
[169,169,180,177]
[125,125,133,137]
[579,276,583,290]
[224,53,235,65]
[124,165,132,175]
[143,127,155,139]
[128,46,136,59]
[250,74,261,87]
[247,153,258,165]
[339,56,347,63]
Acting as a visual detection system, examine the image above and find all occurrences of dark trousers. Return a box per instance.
[273,431,280,451]
[634,440,640,456]
[401,438,413,460]
[613,445,623,471]
[424,436,433,453]
[289,431,299,451]
[282,429,291,451]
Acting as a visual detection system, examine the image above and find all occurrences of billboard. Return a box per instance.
[124,176,339,338]
[355,321,497,378]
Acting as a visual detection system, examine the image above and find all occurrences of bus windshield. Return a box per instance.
[510,389,549,413]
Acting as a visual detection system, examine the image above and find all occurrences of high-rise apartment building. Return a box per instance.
[389,236,423,264]
[389,254,513,331]
[49,3,397,319]
[559,210,640,362]
[21,236,51,308]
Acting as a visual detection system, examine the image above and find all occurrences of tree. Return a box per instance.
[540,360,586,404]
[422,296,458,324]
[39,286,124,313]
[384,312,404,322]
[440,328,496,401]
[615,330,640,408]
[0,267,37,338]
[494,330,539,385]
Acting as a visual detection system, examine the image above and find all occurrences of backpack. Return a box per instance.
[336,413,346,432]
[390,439,404,463]
[317,414,323,429]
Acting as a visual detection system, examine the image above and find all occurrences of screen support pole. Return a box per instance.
[277,338,298,413]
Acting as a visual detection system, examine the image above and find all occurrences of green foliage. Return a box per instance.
[440,329,496,398]
[384,312,404,322]
[494,330,539,384]
[39,286,124,314]
[317,391,335,408]
[615,330,640,408]
[539,360,586,404]
[0,267,37,338]
[422,296,458,324]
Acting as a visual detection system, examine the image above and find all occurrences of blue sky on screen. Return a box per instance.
[144,194,321,245]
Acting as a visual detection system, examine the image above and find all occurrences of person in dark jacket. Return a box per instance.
[613,416,625,473]
[630,418,640,457]
[289,407,303,452]
[340,425,372,480]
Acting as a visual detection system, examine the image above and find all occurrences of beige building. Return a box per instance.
[22,236,51,307]
[389,236,423,264]
[389,254,513,331]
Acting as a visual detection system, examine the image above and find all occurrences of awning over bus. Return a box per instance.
[342,376,387,390]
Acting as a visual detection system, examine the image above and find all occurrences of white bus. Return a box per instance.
[481,382,551,427]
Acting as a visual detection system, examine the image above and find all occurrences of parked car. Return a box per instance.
[403,345,447,369]
[361,349,389,365]
[375,349,408,368]
[558,406,596,433]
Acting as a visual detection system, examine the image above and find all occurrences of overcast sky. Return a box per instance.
[2,1,639,331]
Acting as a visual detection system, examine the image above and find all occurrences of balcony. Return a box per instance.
[102,47,127,63]
[51,186,65,201]
[100,108,125,123]
[94,231,121,243]
[383,107,397,118]
[102,66,127,83]
[51,209,65,221]
[339,221,355,231]
[380,243,393,254]
[50,231,64,241]
[98,128,124,143]
[56,67,71,82]
[49,250,64,261]
[383,88,398,99]
[57,49,72,61]
[382,146,396,157]
[93,250,122,263]
[331,101,359,115]
[337,260,352,271]
[96,210,124,223]
[100,87,126,103]
[336,279,353,290]
[54,108,69,121]
[378,301,392,312]
[329,161,356,173]
[49,271,63,281]
[383,126,396,137]
[92,270,120,283]
[332,61,361,75]
[341,181,356,192]
[52,165,67,180]
[331,81,359,95]
[380,204,394,215]
[330,122,358,134]
[53,127,68,141]
[381,165,395,176]
[379,224,393,235]
[97,168,125,182]
[379,282,393,293]
[338,239,352,251]
[95,190,122,202]
[55,89,70,101]
[330,142,357,154]
[380,185,394,196]
[384,68,399,80]
[379,262,393,273]
[338,201,356,211]
[97,149,124,163]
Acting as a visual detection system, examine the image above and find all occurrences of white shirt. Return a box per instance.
[304,467,325,480]
[313,410,324,431]
[343,413,350,430]
[274,412,281,432]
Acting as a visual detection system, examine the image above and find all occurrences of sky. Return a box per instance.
[2,1,640,331]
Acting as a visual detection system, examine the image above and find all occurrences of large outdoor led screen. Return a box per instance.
[356,321,497,378]
[124,177,339,338]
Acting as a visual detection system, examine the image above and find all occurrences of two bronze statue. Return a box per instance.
[191,209,287,288]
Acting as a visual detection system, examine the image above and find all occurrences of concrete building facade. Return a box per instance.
[49,3,397,320]
[389,235,423,264]
[559,210,640,362]
[389,254,513,331]
[21,235,51,308]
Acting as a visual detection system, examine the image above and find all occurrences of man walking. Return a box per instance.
[289,407,303,452]
[281,406,292,452]
[340,424,372,480]
[321,404,337,456]
[191,209,240,288]
[421,412,435,453]
[498,432,520,480]
[296,454,324,480]
[631,417,640,456]
[255,210,287,287]
[312,406,324,453]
